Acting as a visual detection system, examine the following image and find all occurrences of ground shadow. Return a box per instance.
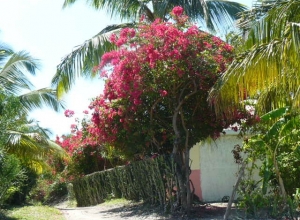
[0,210,18,220]
[96,202,238,219]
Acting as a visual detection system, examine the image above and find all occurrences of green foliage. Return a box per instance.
[72,156,176,211]
[0,92,25,146]
[7,167,39,205]
[0,150,26,206]
[236,107,300,218]
[293,188,300,210]
[210,0,300,117]
[67,145,123,176]
[0,41,64,112]
[28,170,68,205]
[238,186,298,219]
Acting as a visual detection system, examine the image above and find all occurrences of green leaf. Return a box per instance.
[260,107,288,122]
[263,118,285,143]
[18,87,65,113]
[262,156,272,195]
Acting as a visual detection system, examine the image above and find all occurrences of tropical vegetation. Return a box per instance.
[0,42,65,171]
[3,0,300,219]
[51,0,247,98]
[53,6,256,213]
[209,0,300,218]
[237,107,300,218]
[209,0,300,116]
[0,41,66,206]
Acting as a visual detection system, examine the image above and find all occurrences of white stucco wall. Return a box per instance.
[198,131,243,202]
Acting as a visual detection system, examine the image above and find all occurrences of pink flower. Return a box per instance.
[204,41,212,49]
[223,44,233,52]
[171,6,184,17]
[109,33,117,44]
[255,115,261,122]
[83,110,89,114]
[160,90,168,97]
[64,109,74,118]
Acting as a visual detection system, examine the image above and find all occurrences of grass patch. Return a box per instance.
[1,205,65,220]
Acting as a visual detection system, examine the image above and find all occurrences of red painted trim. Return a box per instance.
[190,169,202,201]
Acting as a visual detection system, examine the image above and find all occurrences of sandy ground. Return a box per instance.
[56,200,173,220]
[55,200,236,220]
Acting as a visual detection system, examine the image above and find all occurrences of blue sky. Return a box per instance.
[0,0,252,138]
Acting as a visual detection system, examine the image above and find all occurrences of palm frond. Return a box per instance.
[237,0,287,32]
[209,0,300,117]
[52,23,134,98]
[18,88,65,112]
[5,128,67,172]
[139,3,155,22]
[205,1,248,31]
[63,0,141,21]
[62,0,247,31]
[153,0,247,31]
[0,51,40,94]
[0,42,13,63]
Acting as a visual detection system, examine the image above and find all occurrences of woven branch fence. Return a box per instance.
[72,156,177,210]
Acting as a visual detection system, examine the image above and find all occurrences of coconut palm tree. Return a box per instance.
[52,0,247,98]
[209,0,300,117]
[0,42,67,171]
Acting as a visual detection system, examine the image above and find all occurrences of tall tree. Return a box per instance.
[52,0,247,98]
[0,42,66,172]
[209,0,300,116]
[81,8,246,213]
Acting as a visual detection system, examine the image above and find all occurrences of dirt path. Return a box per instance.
[58,206,134,220]
[55,200,236,220]
[56,200,173,220]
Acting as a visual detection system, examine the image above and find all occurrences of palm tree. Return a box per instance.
[209,0,300,117]
[52,0,247,98]
[0,42,67,171]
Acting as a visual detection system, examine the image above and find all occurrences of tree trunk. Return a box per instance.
[171,142,192,214]
[224,161,247,220]
[185,147,191,215]
[172,150,187,212]
[171,98,193,214]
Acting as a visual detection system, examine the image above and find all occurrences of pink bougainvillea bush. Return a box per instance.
[55,7,255,163]
[55,111,124,176]
[54,7,258,211]
[87,7,242,158]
